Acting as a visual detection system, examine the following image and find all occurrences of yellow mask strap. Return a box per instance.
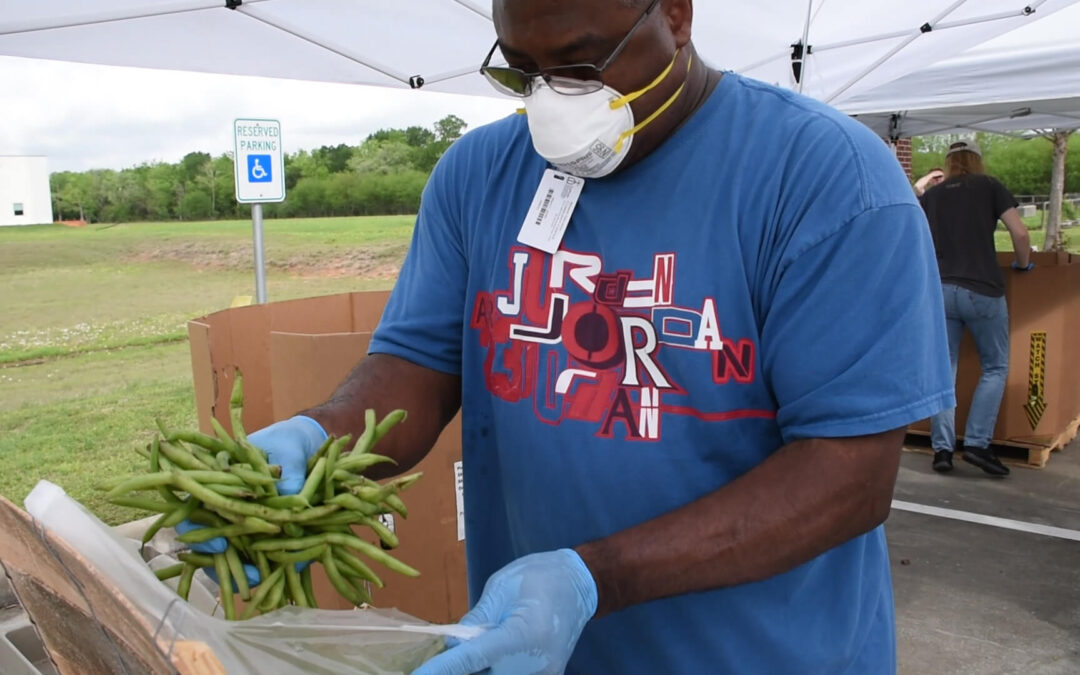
[613,52,693,153]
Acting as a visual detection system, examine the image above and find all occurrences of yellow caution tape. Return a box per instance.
[1023,331,1047,430]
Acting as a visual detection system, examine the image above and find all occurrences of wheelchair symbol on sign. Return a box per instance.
[247,154,272,183]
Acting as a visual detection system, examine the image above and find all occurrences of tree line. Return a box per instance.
[49,115,468,223]
[911,131,1079,198]
[50,118,1076,224]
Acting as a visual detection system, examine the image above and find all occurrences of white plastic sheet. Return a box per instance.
[23,481,480,674]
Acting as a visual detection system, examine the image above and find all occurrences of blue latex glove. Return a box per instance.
[250,414,328,496]
[205,560,262,592]
[1012,261,1035,271]
[413,549,598,675]
[180,415,327,564]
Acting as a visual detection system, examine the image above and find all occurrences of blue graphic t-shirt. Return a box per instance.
[370,73,953,674]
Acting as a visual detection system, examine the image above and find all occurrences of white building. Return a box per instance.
[0,156,54,226]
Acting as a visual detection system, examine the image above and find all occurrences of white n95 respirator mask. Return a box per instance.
[523,50,690,179]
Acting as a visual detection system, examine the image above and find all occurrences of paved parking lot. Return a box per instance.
[892,438,1080,674]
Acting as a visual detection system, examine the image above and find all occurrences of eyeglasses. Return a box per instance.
[479,0,662,97]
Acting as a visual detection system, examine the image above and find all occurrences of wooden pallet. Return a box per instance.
[905,414,1079,469]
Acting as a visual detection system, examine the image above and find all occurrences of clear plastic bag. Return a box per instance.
[23,481,476,674]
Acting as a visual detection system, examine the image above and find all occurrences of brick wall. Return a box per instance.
[893,138,913,179]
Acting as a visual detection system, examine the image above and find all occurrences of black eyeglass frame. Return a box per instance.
[479,0,663,97]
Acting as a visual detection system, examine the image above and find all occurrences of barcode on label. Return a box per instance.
[535,188,555,226]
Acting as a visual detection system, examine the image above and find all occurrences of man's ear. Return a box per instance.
[664,0,693,48]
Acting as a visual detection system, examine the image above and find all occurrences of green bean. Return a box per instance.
[107,496,175,513]
[355,408,378,454]
[213,553,236,621]
[282,523,303,539]
[330,469,364,486]
[134,443,151,460]
[200,484,257,499]
[326,493,381,516]
[171,472,295,522]
[266,544,326,565]
[323,435,352,503]
[389,472,423,491]
[210,418,247,461]
[189,444,224,472]
[254,532,419,578]
[158,440,214,472]
[169,429,234,457]
[175,519,281,543]
[215,451,232,468]
[160,497,199,529]
[241,516,280,533]
[104,472,174,499]
[299,457,327,505]
[254,550,271,583]
[140,511,170,545]
[361,516,399,549]
[188,508,227,528]
[179,470,247,486]
[301,566,317,608]
[228,536,251,558]
[224,546,251,601]
[284,564,309,608]
[331,547,384,588]
[237,437,270,473]
[177,552,216,568]
[306,435,335,473]
[383,493,408,518]
[228,465,277,486]
[260,570,286,612]
[176,563,196,601]
[150,438,182,505]
[374,409,407,441]
[301,511,368,528]
[333,452,396,474]
[347,483,396,504]
[251,533,330,551]
[259,495,309,511]
[154,563,185,581]
[241,566,284,619]
[290,503,346,523]
[321,549,365,606]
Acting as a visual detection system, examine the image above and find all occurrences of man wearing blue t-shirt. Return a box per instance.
[249,0,954,672]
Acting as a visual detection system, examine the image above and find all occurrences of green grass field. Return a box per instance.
[0,217,409,523]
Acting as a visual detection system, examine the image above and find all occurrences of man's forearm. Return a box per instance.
[302,353,461,477]
[575,427,904,616]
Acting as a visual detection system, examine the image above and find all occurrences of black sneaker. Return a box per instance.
[961,446,1010,476]
[932,450,953,473]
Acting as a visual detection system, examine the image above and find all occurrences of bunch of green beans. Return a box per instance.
[100,409,422,620]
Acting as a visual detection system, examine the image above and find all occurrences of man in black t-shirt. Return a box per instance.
[919,140,1031,476]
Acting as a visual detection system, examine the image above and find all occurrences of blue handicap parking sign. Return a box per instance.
[247,155,272,183]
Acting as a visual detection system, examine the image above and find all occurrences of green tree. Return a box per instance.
[180,189,214,220]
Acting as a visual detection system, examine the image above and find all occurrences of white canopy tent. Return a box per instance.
[1,0,1077,110]
[842,3,1080,138]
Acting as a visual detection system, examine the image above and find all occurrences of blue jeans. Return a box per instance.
[931,284,1010,451]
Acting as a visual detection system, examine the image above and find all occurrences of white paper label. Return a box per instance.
[517,169,584,254]
[454,460,465,542]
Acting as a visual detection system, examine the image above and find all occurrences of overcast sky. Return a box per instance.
[0,55,517,174]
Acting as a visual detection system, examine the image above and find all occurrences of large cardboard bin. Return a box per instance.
[910,251,1080,452]
[187,291,468,623]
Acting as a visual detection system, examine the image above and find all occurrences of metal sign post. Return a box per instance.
[233,118,286,304]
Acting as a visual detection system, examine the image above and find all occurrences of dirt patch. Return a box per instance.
[128,241,407,280]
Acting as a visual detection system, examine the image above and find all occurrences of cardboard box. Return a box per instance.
[188,292,468,623]
[911,251,1080,446]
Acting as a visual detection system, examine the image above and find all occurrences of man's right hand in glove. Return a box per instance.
[178,415,328,578]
